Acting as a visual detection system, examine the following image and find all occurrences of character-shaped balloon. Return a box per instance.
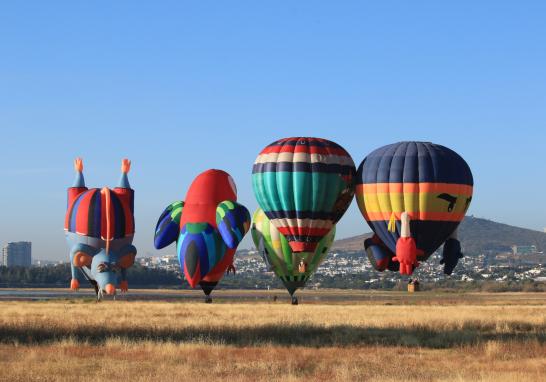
[252,137,355,253]
[356,142,473,276]
[154,169,251,302]
[251,208,335,304]
[65,158,137,300]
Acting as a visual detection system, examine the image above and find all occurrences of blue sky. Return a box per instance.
[0,1,545,260]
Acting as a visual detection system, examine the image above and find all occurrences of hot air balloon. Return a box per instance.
[154,169,251,302]
[251,208,335,304]
[65,158,137,300]
[252,137,355,254]
[356,141,473,276]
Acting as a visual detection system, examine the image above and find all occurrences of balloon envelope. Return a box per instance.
[154,170,250,291]
[251,208,335,296]
[252,137,354,253]
[356,141,473,261]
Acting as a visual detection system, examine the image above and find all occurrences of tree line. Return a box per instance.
[0,264,544,291]
[0,264,181,288]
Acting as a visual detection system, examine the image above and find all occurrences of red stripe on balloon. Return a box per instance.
[260,144,350,157]
[74,190,96,235]
[277,226,332,236]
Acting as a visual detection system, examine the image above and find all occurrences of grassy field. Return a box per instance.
[0,291,545,381]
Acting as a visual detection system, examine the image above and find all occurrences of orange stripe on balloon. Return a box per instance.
[101,187,112,254]
[364,211,465,222]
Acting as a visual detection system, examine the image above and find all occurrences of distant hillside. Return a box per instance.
[458,216,546,254]
[331,233,372,252]
[332,216,546,254]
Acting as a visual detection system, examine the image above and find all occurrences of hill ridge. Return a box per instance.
[332,216,546,254]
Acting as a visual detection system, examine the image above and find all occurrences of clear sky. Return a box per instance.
[0,1,545,260]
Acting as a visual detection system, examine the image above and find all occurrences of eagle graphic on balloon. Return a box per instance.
[66,139,473,303]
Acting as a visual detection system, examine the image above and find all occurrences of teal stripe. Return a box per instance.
[253,172,348,213]
[203,229,218,269]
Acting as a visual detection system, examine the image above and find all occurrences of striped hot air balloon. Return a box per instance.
[252,137,355,254]
[356,141,473,275]
[251,208,335,304]
[65,187,135,241]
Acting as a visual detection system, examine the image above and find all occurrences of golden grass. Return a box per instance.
[0,292,545,381]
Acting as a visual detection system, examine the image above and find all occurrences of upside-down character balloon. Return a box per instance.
[154,169,251,302]
[252,137,355,253]
[251,208,335,304]
[356,141,473,276]
[65,158,137,300]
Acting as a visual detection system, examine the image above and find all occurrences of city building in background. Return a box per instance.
[2,241,32,267]
[511,245,538,255]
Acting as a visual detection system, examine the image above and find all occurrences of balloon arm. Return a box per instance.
[120,269,129,292]
[154,202,184,249]
[118,159,131,188]
[441,237,463,275]
[118,173,131,189]
[70,263,84,282]
[71,264,91,291]
[72,172,86,188]
[371,234,382,245]
[216,201,251,249]
[364,238,392,272]
[71,158,85,187]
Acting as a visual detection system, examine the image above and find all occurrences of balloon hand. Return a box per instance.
[121,159,131,173]
[393,237,420,275]
[74,158,83,172]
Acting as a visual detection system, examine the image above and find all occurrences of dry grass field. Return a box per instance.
[0,291,545,381]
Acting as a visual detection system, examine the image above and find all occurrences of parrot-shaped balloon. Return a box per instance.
[251,208,335,304]
[356,142,473,276]
[154,169,251,302]
[252,137,355,253]
[65,158,137,300]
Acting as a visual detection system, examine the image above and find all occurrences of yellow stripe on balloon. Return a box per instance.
[357,192,471,215]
